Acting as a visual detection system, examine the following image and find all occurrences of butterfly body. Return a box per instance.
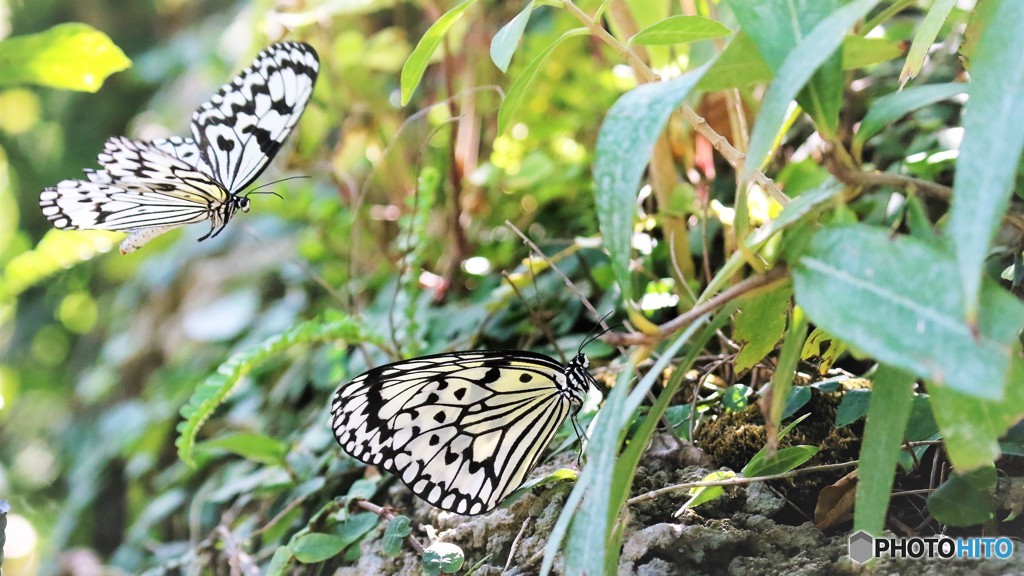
[39,41,318,253]
[330,350,595,515]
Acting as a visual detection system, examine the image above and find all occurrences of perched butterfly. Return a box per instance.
[330,349,598,515]
[39,41,319,254]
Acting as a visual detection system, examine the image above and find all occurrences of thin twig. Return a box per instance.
[604,265,791,346]
[561,0,789,205]
[354,499,425,554]
[627,460,859,506]
[503,517,531,573]
[829,163,1024,234]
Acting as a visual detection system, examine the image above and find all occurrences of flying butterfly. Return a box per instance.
[39,41,319,254]
[330,344,600,515]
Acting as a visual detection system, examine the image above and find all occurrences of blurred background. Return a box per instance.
[0,0,626,572]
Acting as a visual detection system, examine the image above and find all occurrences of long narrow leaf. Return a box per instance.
[594,59,715,302]
[854,365,915,535]
[899,0,956,88]
[744,0,882,177]
[949,0,1024,320]
[400,0,480,104]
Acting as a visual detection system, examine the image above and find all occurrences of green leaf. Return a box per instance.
[722,384,752,412]
[853,83,965,159]
[684,470,736,509]
[771,308,809,426]
[729,0,845,135]
[835,389,871,428]
[199,433,288,466]
[265,546,294,576]
[899,0,956,87]
[292,533,348,563]
[422,542,465,576]
[853,365,915,535]
[176,313,367,467]
[0,23,130,92]
[381,515,412,557]
[490,1,534,73]
[502,467,577,506]
[793,226,1024,399]
[743,0,883,176]
[698,32,901,92]
[593,60,714,302]
[782,386,811,420]
[629,15,732,46]
[950,0,1024,319]
[742,445,818,477]
[927,466,997,526]
[929,358,1024,470]
[332,512,379,548]
[733,283,792,373]
[345,478,379,501]
[400,0,479,105]
[497,28,588,134]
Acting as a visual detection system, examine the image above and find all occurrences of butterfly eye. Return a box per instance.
[238,197,251,212]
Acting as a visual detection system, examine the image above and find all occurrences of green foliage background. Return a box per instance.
[0,0,1023,574]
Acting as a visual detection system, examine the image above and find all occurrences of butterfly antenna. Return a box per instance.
[245,175,310,198]
[577,310,616,354]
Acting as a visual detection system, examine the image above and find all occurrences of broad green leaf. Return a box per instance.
[927,466,996,526]
[929,359,1024,470]
[950,0,1024,320]
[744,0,882,176]
[502,467,577,506]
[782,386,812,420]
[742,445,818,477]
[0,23,130,92]
[400,0,479,104]
[593,60,714,302]
[199,432,288,466]
[497,28,588,134]
[899,0,956,88]
[698,33,901,92]
[345,478,378,501]
[490,1,534,72]
[835,389,871,428]
[733,283,792,373]
[381,515,412,556]
[292,533,348,563]
[793,226,1024,399]
[722,384,752,412]
[422,542,465,576]
[853,365,914,535]
[628,15,732,46]
[265,546,294,576]
[853,83,965,158]
[729,0,843,135]
[333,512,379,548]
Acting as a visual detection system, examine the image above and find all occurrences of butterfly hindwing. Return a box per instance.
[191,41,319,194]
[331,351,586,515]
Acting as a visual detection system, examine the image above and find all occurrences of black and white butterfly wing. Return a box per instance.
[191,41,319,195]
[40,137,233,253]
[331,351,586,515]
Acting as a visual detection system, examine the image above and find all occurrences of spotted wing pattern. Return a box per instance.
[330,351,589,515]
[191,41,319,194]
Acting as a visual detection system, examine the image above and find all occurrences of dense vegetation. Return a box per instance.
[1,0,1023,574]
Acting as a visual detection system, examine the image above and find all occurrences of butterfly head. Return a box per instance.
[234,195,251,213]
[565,352,595,400]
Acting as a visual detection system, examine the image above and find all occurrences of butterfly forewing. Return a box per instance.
[331,351,585,515]
[191,41,318,194]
